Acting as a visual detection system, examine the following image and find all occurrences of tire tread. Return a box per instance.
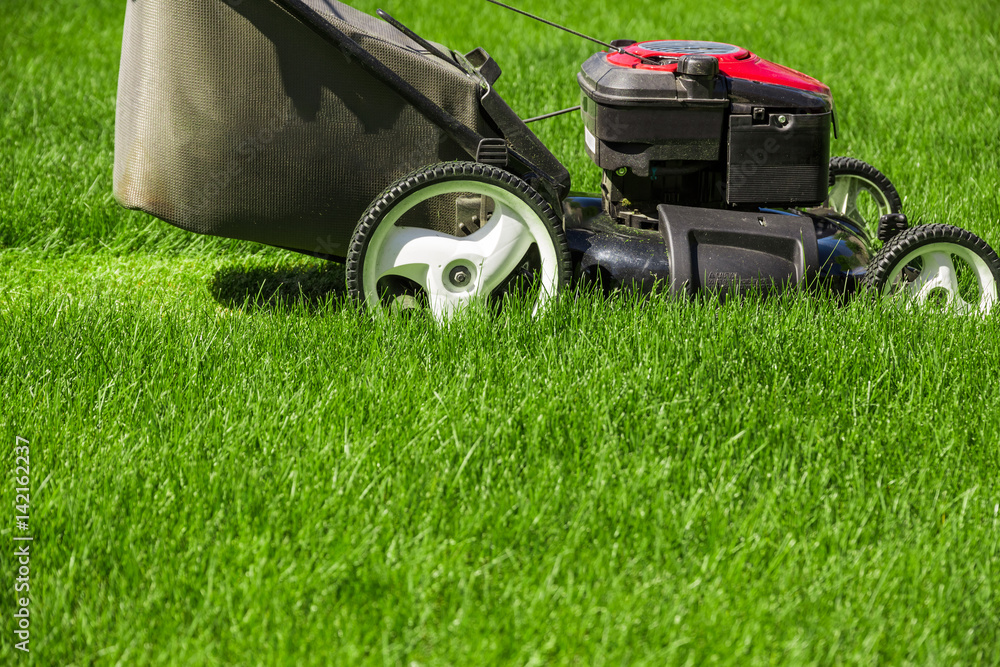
[829,156,903,214]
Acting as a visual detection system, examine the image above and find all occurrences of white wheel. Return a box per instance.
[826,157,902,241]
[346,162,571,321]
[864,224,1000,316]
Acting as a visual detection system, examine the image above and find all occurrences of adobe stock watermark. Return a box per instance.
[193,107,299,215]
[727,136,781,190]
[12,436,32,653]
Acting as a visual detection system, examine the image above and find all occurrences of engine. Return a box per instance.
[578,40,833,227]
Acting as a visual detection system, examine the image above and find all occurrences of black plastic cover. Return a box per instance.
[578,52,728,174]
[658,204,819,295]
[727,112,831,205]
[727,78,833,116]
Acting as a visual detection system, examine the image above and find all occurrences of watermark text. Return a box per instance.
[13,436,32,653]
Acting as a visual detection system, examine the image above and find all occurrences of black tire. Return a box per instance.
[346,161,572,318]
[827,157,903,240]
[863,223,1000,315]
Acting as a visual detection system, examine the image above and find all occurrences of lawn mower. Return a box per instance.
[113,0,1000,319]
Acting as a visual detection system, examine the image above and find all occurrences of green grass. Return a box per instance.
[2,0,999,664]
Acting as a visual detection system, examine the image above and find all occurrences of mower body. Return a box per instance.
[113,0,871,300]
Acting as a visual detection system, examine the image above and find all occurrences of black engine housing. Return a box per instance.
[578,43,833,224]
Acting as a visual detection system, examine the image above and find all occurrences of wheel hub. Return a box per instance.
[443,260,478,292]
[449,266,471,287]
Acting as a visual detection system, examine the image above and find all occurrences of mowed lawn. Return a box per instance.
[2,0,999,664]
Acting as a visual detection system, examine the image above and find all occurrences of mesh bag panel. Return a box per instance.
[114,0,491,257]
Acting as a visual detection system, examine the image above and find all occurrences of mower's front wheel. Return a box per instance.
[863,224,1000,316]
[827,157,902,241]
[346,162,572,321]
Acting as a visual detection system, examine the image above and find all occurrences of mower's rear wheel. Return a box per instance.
[863,224,1000,316]
[827,157,902,241]
[346,162,571,321]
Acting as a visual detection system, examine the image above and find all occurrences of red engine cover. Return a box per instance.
[606,40,830,97]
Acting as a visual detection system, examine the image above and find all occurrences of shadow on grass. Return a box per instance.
[209,261,855,315]
[210,261,348,311]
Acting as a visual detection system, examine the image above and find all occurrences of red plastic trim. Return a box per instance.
[606,41,831,96]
